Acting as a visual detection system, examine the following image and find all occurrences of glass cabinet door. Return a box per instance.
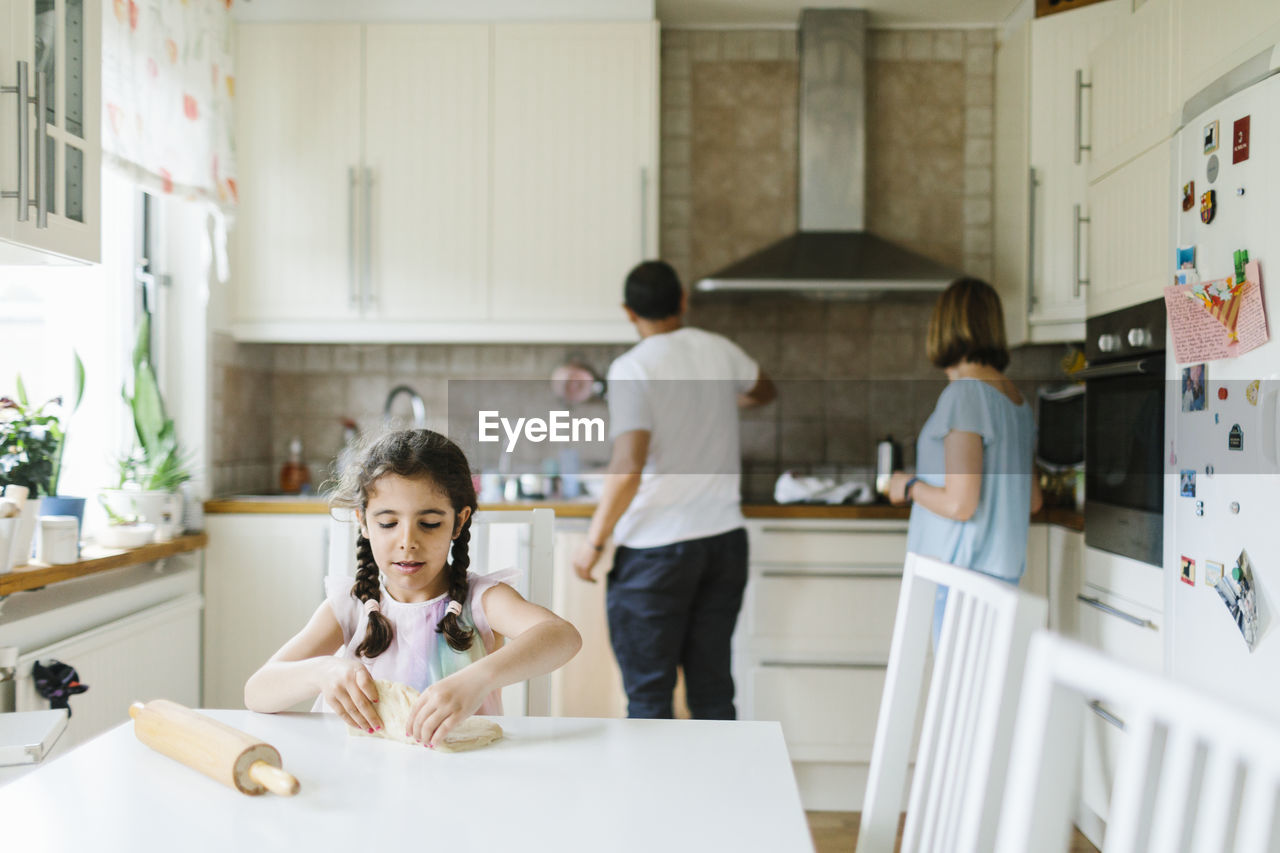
[7,0,98,259]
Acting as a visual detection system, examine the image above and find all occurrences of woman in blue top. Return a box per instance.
[887,278,1043,640]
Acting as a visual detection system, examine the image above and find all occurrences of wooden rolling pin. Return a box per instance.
[129,700,300,796]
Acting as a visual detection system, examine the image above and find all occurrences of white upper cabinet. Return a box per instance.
[1087,0,1179,182]
[1026,0,1126,334]
[0,0,101,264]
[992,19,1032,347]
[232,24,363,326]
[993,2,1122,346]
[363,24,490,324]
[230,20,656,343]
[490,22,658,329]
[1177,0,1280,102]
[1086,140,1172,317]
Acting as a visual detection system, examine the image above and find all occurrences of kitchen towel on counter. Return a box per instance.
[773,472,873,505]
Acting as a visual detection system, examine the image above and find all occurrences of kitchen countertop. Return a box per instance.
[204,496,1083,530]
[0,711,813,852]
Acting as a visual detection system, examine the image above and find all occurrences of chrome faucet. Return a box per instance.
[383,385,427,428]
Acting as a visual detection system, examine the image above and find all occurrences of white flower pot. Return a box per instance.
[98,489,182,543]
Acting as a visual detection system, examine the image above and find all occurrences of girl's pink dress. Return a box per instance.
[315,569,517,716]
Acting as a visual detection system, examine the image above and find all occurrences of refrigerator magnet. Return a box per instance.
[1207,155,1220,184]
[1180,470,1196,497]
[1246,379,1260,405]
[1218,386,1229,401]
[1180,556,1196,586]
[1196,500,1205,517]
[1182,364,1207,411]
[1206,560,1224,586]
[1229,424,1244,451]
[1201,189,1217,223]
[1204,119,1220,153]
[1182,181,1195,211]
[1232,115,1250,163]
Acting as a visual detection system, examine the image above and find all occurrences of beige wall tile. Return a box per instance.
[934,31,963,61]
[692,31,721,61]
[749,30,782,61]
[904,31,934,60]
[872,30,905,60]
[722,31,753,60]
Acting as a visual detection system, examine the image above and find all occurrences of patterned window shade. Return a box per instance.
[102,0,237,213]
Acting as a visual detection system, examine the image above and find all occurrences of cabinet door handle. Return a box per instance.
[760,660,887,671]
[1073,203,1090,298]
[1027,166,1038,314]
[760,569,901,580]
[1076,594,1155,630]
[758,525,904,536]
[33,70,47,228]
[639,166,649,259]
[362,167,374,312]
[0,62,31,222]
[1088,700,1125,731]
[1074,68,1091,165]
[347,167,359,308]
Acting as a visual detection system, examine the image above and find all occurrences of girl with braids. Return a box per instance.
[245,429,581,748]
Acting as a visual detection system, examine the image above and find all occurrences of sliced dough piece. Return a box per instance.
[348,678,502,751]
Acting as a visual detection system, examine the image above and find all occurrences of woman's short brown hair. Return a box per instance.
[926,277,1010,371]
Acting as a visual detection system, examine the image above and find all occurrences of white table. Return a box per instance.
[0,711,813,852]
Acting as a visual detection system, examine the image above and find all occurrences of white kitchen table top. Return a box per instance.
[0,711,813,852]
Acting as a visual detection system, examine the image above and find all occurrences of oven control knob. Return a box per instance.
[1127,327,1153,348]
[1097,333,1121,353]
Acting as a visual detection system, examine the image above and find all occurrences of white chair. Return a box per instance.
[857,552,1048,853]
[995,631,1280,853]
[327,507,555,716]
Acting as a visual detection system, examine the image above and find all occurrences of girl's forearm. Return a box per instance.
[470,619,582,695]
[244,657,334,713]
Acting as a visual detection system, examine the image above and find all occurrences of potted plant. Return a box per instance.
[1,356,87,564]
[99,313,191,543]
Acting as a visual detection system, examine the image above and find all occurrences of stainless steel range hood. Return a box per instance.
[695,9,963,296]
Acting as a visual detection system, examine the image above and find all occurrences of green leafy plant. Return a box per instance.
[0,355,86,497]
[119,312,191,492]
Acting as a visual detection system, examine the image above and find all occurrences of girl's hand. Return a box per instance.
[405,667,491,747]
[888,471,913,505]
[320,657,383,733]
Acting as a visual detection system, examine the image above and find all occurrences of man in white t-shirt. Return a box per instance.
[572,260,776,719]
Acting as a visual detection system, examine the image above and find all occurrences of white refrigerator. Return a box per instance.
[1165,50,1280,718]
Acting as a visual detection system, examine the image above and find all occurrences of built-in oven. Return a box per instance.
[1078,298,1167,567]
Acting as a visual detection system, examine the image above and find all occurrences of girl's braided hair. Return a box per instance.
[329,429,479,657]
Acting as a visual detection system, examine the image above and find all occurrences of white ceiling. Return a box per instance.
[656,0,1024,28]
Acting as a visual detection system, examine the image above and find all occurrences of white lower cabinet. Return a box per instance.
[737,520,910,811]
[1068,545,1163,849]
[203,514,330,710]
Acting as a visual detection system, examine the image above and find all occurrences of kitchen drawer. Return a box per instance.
[1072,588,1163,675]
[750,663,890,763]
[751,524,908,568]
[1079,697,1128,823]
[747,574,900,662]
[1081,545,1163,613]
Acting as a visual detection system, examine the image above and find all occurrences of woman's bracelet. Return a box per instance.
[904,476,919,503]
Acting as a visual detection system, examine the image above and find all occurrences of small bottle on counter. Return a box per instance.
[279,437,312,495]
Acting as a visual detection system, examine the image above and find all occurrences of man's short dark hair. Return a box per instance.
[624,261,683,320]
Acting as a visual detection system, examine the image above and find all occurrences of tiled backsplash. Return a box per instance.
[208,26,1075,500]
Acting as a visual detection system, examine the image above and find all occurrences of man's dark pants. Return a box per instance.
[605,527,748,720]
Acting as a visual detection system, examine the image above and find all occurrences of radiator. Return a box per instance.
[15,593,203,760]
